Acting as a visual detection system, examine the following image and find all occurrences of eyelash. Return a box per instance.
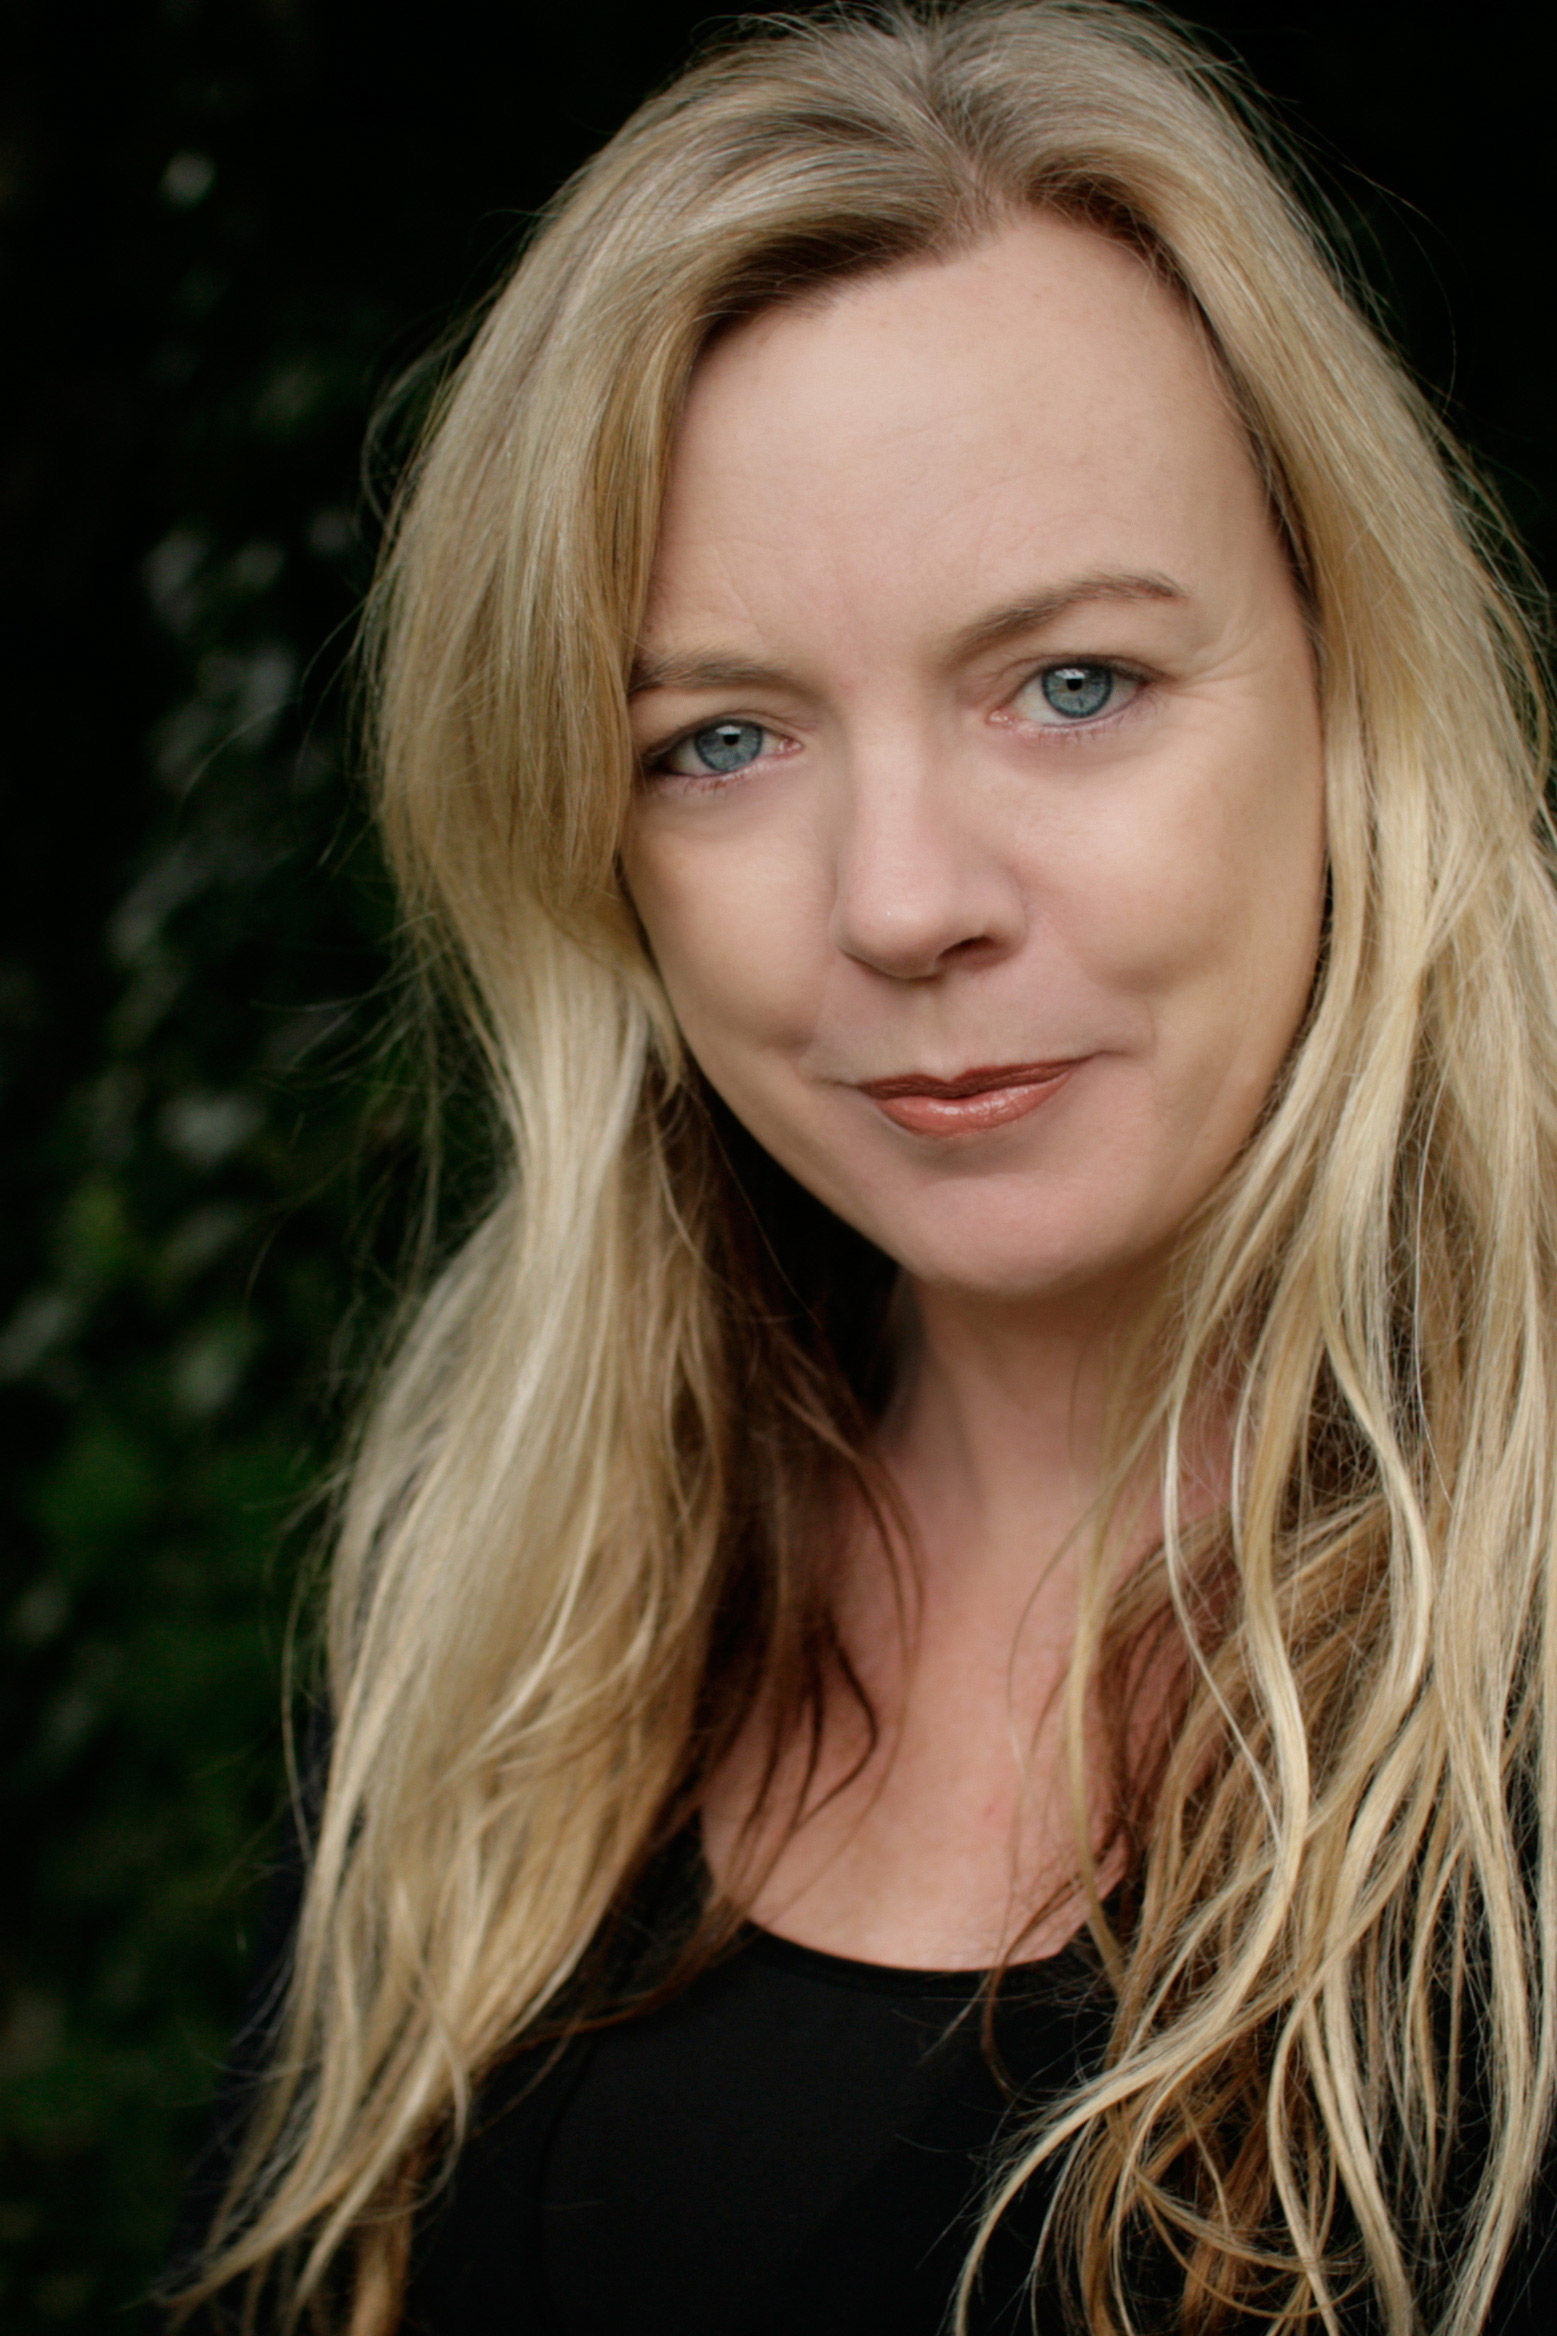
[640,658,1151,784]
[1000,657,1151,737]
[640,720,792,788]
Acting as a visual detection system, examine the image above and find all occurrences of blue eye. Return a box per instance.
[1043,664,1112,717]
[1013,662,1137,725]
[665,719,769,776]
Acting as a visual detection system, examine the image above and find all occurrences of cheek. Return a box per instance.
[1100,805,1316,1007]
[1102,736,1326,1156]
[1078,687,1323,1004]
[624,829,822,1064]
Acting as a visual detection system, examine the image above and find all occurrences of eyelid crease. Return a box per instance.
[640,710,800,766]
[646,719,749,759]
[1012,652,1152,680]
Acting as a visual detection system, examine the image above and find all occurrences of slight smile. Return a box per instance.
[856,1059,1082,1136]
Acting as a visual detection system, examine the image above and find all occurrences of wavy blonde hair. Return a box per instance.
[169,4,1557,2331]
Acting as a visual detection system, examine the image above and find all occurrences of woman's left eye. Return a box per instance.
[1010,661,1140,726]
[657,719,775,778]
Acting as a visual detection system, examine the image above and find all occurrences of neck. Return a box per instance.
[703,1269,1195,1962]
[875,1274,1146,1604]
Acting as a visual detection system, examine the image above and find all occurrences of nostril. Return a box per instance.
[943,932,1002,965]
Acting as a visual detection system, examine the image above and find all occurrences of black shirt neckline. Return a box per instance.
[737,1914,1099,1997]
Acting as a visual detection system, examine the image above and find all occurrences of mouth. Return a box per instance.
[856,1058,1083,1137]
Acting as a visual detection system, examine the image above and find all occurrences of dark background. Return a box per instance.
[0,2,1548,2326]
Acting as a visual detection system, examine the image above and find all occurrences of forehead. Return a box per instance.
[647,215,1267,654]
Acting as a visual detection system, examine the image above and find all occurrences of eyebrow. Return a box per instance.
[629,650,794,697]
[948,569,1185,660]
[628,569,1186,697]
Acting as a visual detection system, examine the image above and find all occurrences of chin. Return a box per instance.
[906,1253,1128,1307]
[870,1201,1152,1311]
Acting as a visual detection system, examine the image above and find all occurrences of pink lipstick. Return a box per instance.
[857,1058,1079,1136]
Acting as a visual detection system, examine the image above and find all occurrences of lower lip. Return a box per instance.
[864,1066,1076,1136]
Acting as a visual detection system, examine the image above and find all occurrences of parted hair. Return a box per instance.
[168,5,1557,2331]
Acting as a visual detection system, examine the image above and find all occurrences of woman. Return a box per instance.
[170,3,1557,2331]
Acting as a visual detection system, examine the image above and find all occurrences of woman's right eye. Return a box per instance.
[656,719,774,779]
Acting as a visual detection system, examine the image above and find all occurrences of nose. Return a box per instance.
[826,735,1026,981]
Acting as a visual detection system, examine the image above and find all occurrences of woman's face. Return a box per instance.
[623,216,1326,1308]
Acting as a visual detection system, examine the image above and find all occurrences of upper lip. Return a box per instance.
[856,1058,1079,1099]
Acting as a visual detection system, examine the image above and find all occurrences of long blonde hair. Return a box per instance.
[170,4,1557,2330]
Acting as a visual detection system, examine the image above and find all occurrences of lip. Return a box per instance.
[856,1058,1082,1137]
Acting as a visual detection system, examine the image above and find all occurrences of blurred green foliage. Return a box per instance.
[0,2,1549,2330]
[0,8,781,2320]
[0,22,406,2329]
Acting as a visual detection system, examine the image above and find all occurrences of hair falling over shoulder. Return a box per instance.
[165,6,1557,2331]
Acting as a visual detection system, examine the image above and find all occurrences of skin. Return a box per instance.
[623,214,1327,1967]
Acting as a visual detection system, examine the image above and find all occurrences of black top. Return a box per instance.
[401,1918,1110,2336]
[177,1839,1557,2334]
